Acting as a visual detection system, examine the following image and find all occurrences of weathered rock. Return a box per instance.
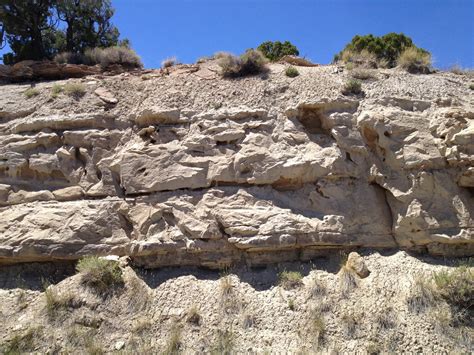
[94,87,118,104]
[0,63,472,267]
[346,252,370,278]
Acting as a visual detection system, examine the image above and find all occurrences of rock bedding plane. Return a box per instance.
[0,62,473,267]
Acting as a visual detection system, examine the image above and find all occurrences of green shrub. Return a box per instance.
[257,40,299,61]
[285,66,299,78]
[433,264,473,311]
[64,82,86,98]
[334,33,429,68]
[76,256,123,294]
[24,87,40,98]
[469,83,474,90]
[218,49,268,78]
[278,270,303,290]
[342,79,363,95]
[397,47,432,74]
[51,84,63,98]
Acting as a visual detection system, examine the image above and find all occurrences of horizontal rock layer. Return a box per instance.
[0,64,472,267]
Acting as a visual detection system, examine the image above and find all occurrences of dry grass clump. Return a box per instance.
[76,256,123,294]
[218,49,268,78]
[279,270,304,290]
[44,285,76,318]
[285,66,299,77]
[51,84,63,98]
[64,82,86,98]
[397,47,432,74]
[163,323,182,355]
[376,307,397,330]
[434,263,473,310]
[406,275,438,313]
[341,79,363,96]
[1,326,42,354]
[186,305,201,325]
[308,277,327,298]
[308,307,326,344]
[161,57,177,68]
[339,264,357,296]
[211,329,235,354]
[24,87,40,98]
[341,311,360,337]
[341,49,379,69]
[350,68,377,80]
[55,47,142,69]
[448,65,474,77]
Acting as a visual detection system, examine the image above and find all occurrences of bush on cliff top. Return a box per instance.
[334,33,430,69]
[257,40,299,61]
[54,46,143,69]
[218,49,268,78]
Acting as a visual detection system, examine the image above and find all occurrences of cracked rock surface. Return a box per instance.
[0,63,473,266]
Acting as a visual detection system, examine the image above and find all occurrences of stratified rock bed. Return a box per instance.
[0,63,473,267]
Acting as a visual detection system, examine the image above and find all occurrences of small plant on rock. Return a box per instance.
[64,82,86,99]
[341,79,363,96]
[341,311,359,337]
[24,87,40,98]
[44,285,76,318]
[76,256,123,294]
[279,270,303,290]
[470,83,474,90]
[285,66,299,77]
[350,68,377,80]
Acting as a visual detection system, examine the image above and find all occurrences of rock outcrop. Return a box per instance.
[0,63,472,267]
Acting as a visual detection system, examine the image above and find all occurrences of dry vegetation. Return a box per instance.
[397,47,432,73]
[54,47,143,69]
[76,256,123,294]
[218,49,268,78]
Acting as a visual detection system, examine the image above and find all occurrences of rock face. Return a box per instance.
[0,63,472,267]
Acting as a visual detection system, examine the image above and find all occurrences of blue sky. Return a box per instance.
[1,0,473,68]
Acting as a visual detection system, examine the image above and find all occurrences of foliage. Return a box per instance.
[24,88,40,98]
[162,57,177,68]
[397,47,432,73]
[64,82,86,98]
[1,327,42,355]
[285,66,299,77]
[218,49,268,78]
[433,263,473,311]
[55,47,142,68]
[1,0,126,64]
[341,79,363,96]
[44,285,75,318]
[51,84,63,98]
[163,323,182,355]
[470,84,474,90]
[211,329,235,355]
[334,33,429,68]
[278,270,303,289]
[257,40,299,61]
[350,68,377,80]
[406,276,438,313]
[76,256,123,294]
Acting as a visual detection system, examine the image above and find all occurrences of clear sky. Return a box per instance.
[1,0,473,68]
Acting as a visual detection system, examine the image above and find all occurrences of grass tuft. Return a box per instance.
[341,79,363,96]
[76,256,123,294]
[211,329,234,355]
[64,82,86,99]
[162,57,177,68]
[279,270,303,290]
[24,88,40,98]
[397,47,432,74]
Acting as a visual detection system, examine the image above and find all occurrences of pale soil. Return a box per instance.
[0,250,472,354]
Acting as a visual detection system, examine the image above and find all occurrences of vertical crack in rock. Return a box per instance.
[370,181,398,247]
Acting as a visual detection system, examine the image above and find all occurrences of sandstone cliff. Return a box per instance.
[0,62,473,267]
